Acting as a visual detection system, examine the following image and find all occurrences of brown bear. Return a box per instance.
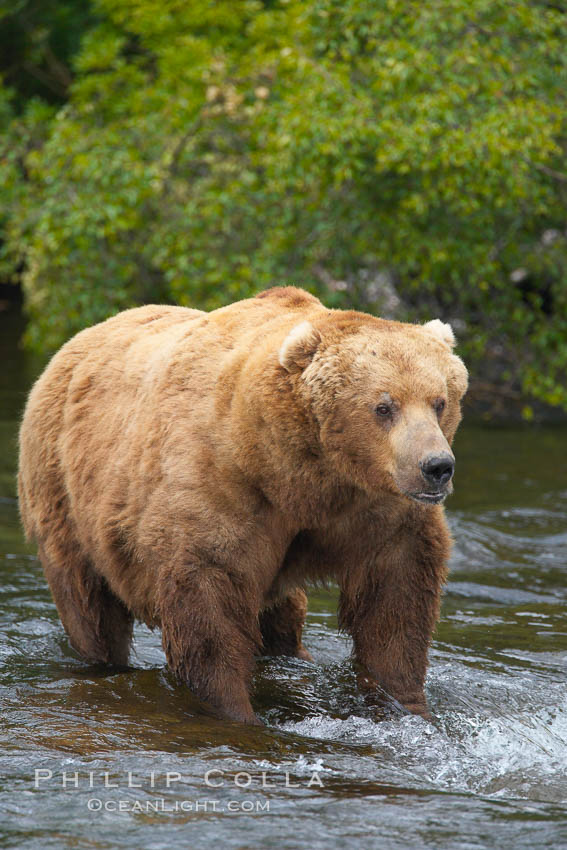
[18,287,468,724]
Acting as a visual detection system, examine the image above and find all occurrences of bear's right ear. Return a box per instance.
[279,321,322,373]
[423,319,456,349]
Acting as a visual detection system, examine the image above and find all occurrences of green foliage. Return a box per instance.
[1,0,567,409]
[0,0,97,105]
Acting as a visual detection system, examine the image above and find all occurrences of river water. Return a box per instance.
[1,306,566,848]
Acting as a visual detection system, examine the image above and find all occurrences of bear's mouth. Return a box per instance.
[409,491,447,505]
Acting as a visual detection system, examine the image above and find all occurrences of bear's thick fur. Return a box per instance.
[19,287,468,723]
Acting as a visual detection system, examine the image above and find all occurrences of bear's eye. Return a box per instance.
[434,398,446,415]
[375,403,392,417]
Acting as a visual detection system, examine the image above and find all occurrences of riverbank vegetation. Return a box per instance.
[1,0,566,413]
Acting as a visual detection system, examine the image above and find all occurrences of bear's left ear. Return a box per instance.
[279,321,322,373]
[423,319,456,349]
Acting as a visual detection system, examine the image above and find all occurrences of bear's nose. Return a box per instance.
[420,453,455,488]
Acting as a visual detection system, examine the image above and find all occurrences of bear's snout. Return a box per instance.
[400,450,455,504]
[419,453,455,489]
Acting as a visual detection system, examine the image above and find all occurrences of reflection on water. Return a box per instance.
[1,306,566,849]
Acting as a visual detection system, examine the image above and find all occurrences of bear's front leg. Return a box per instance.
[339,509,450,719]
[157,562,264,725]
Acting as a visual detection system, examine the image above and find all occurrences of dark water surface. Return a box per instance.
[1,307,566,849]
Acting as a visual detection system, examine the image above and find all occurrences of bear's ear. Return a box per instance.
[279,321,322,373]
[423,319,456,349]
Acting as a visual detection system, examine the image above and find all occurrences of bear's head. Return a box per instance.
[279,315,468,505]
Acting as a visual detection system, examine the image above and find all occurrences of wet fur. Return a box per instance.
[18,288,467,723]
